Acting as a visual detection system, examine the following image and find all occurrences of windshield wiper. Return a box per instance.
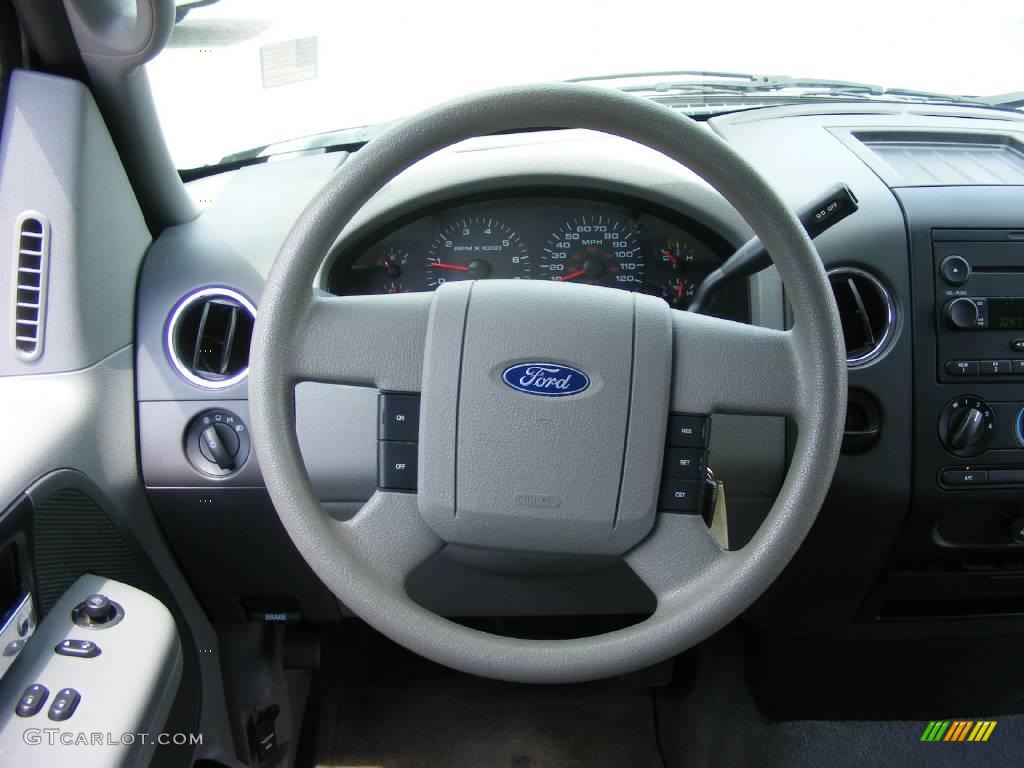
[977,91,1024,110]
[574,71,1011,111]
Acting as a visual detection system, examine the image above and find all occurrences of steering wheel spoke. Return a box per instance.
[671,309,801,418]
[625,513,730,600]
[344,491,445,587]
[291,293,432,389]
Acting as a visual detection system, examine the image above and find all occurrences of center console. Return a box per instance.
[865,185,1024,624]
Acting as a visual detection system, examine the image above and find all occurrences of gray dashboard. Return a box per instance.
[136,102,1024,627]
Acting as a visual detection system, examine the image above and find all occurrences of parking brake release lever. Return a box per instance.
[688,182,858,314]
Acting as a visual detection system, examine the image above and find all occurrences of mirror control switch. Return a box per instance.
[55,639,101,658]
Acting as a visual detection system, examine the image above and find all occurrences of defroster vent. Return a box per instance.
[167,287,256,388]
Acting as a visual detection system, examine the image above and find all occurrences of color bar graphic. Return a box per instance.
[921,720,996,742]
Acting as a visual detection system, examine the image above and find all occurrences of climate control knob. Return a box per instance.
[939,396,995,457]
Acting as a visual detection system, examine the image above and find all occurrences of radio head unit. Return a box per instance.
[935,231,1024,382]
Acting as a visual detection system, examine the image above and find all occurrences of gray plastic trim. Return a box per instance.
[0,574,182,768]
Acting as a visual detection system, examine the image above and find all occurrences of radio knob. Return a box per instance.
[946,297,980,330]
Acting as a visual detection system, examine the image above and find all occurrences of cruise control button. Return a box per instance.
[378,441,418,491]
[979,360,1012,375]
[55,639,101,658]
[15,684,48,718]
[667,414,708,448]
[47,688,80,722]
[941,470,987,486]
[664,448,705,480]
[945,360,978,376]
[659,479,703,513]
[379,393,420,442]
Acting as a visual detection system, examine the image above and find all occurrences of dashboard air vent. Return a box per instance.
[10,212,50,362]
[167,288,256,388]
[827,268,895,366]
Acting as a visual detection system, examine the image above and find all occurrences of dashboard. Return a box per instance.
[134,104,1024,639]
[326,195,743,315]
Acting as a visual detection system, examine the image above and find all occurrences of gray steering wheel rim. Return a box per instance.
[249,83,846,683]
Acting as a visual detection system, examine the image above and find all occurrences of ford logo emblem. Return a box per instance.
[501,363,590,397]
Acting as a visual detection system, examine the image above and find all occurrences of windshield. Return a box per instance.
[148,0,1024,169]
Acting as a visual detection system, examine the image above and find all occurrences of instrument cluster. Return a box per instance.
[328,196,730,311]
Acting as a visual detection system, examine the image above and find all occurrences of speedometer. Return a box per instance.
[539,215,644,288]
[425,217,530,287]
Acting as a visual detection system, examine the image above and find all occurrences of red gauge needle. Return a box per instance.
[556,268,586,282]
[661,248,678,266]
[677,281,685,300]
[430,261,471,272]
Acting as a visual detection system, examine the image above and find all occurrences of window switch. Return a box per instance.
[47,688,80,722]
[15,684,47,718]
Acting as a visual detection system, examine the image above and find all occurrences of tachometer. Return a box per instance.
[539,215,643,288]
[425,217,529,287]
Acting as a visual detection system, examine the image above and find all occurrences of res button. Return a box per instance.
[667,414,709,448]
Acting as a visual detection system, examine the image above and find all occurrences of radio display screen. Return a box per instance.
[989,298,1024,330]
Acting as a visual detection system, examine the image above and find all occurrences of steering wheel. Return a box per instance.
[249,84,846,684]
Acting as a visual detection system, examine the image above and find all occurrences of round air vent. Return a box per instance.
[166,287,256,389]
[827,268,895,366]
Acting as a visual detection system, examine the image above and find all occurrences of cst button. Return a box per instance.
[659,479,702,513]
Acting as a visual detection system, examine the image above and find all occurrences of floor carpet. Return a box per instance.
[314,675,664,768]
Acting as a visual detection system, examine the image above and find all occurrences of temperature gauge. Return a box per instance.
[661,277,695,308]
